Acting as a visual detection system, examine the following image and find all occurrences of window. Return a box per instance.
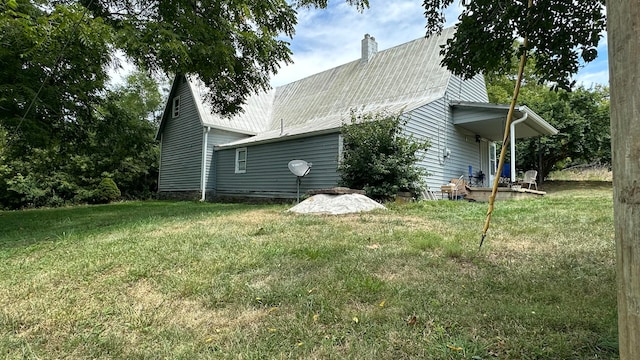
[235,147,247,173]
[338,135,344,164]
[172,96,181,118]
[489,142,497,176]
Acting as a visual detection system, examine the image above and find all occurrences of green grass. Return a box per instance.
[0,185,617,359]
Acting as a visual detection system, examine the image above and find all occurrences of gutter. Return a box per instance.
[200,123,258,136]
[519,105,559,135]
[201,126,211,201]
[215,127,341,150]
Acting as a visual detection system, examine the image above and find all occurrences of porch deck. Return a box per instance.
[463,186,546,202]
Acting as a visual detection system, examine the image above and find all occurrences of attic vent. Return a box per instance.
[361,34,378,64]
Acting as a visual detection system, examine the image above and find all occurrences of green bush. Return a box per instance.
[338,110,431,201]
[94,177,121,204]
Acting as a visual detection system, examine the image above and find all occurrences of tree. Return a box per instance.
[425,0,606,90]
[3,0,370,119]
[73,71,162,200]
[0,69,162,209]
[607,2,639,358]
[0,1,115,208]
[338,111,431,201]
[0,1,113,156]
[487,67,611,179]
[514,87,610,178]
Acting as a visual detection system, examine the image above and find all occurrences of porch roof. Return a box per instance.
[451,101,558,141]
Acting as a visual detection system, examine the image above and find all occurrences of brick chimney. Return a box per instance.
[361,34,378,64]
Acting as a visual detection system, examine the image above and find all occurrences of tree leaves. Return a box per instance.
[76,0,371,115]
[0,1,113,154]
[424,0,606,91]
[77,0,290,115]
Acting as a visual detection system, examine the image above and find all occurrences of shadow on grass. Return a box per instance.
[0,201,261,250]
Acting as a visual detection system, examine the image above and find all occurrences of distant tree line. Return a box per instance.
[0,69,162,209]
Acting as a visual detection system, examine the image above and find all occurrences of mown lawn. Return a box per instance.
[0,183,617,359]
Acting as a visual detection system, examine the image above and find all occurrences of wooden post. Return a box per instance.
[608,1,640,358]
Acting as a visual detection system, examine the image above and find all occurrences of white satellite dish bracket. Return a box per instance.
[288,160,312,203]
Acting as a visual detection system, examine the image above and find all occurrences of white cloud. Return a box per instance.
[573,31,610,88]
[272,0,434,86]
[574,69,610,88]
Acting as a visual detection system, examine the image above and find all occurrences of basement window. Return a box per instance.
[235,147,247,174]
[172,96,181,118]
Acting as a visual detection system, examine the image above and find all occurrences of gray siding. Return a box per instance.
[205,130,250,190]
[446,74,489,103]
[204,135,215,191]
[404,74,489,192]
[158,79,203,191]
[404,101,480,191]
[215,133,340,198]
[441,75,490,186]
[403,99,447,192]
[405,99,481,192]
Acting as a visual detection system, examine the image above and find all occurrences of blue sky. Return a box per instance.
[271,0,609,88]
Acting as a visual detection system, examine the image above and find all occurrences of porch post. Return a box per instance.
[509,112,528,183]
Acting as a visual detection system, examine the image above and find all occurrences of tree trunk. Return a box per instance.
[608,1,640,358]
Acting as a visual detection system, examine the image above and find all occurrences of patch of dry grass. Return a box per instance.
[548,166,613,182]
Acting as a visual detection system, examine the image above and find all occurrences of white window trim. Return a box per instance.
[235,147,247,174]
[172,96,181,118]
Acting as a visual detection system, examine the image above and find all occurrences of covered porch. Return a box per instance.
[464,186,547,202]
[450,101,559,200]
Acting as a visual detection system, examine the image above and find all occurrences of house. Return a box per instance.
[155,27,558,201]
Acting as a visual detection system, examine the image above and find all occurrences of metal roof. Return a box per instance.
[188,78,272,134]
[189,28,458,148]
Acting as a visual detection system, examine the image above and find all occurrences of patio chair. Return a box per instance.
[499,163,511,185]
[467,166,485,187]
[521,170,538,190]
[441,175,466,200]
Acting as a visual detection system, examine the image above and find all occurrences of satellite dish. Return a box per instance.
[288,160,312,203]
[288,160,312,177]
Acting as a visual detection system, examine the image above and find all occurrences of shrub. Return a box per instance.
[94,177,121,204]
[338,110,431,201]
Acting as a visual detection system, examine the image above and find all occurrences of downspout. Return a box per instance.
[157,133,162,194]
[509,112,528,183]
[201,127,211,201]
[439,94,449,166]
